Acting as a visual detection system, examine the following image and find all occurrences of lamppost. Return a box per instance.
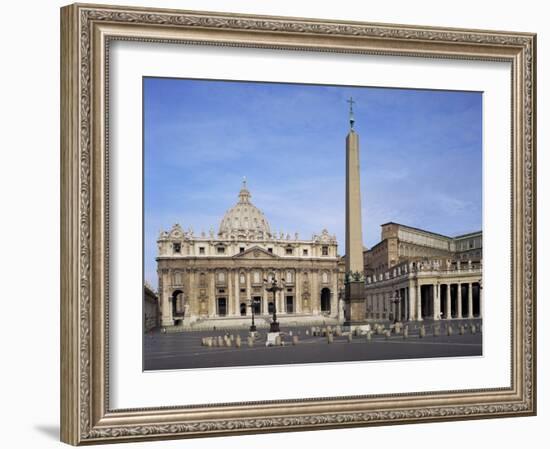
[264,277,285,333]
[248,297,260,332]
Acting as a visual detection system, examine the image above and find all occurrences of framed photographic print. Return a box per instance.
[60,3,537,445]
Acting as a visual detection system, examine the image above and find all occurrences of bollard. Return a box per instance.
[217,336,223,347]
[384,330,390,340]
[459,325,465,335]
[207,337,213,347]
[225,337,232,347]
[292,335,299,345]
[335,326,342,337]
[275,335,282,346]
[366,331,372,341]
[447,324,453,336]
[470,324,476,334]
[419,325,426,338]
[434,325,440,337]
[235,335,242,347]
[403,326,409,339]
[327,334,334,344]
[347,333,353,343]
[305,329,309,336]
[247,336,254,347]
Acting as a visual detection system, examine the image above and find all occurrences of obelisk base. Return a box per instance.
[345,281,367,324]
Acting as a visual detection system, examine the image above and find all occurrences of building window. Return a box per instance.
[218,288,225,294]
[285,248,293,255]
[217,246,225,254]
[173,242,181,253]
[239,247,245,253]
[322,246,329,256]
[303,249,308,256]
[240,288,246,293]
[199,247,205,255]
[267,248,273,253]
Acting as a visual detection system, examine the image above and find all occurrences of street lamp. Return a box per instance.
[248,297,260,332]
[264,277,285,333]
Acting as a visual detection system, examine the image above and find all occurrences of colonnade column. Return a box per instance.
[468,282,474,318]
[408,284,416,321]
[457,282,463,319]
[404,287,409,321]
[433,283,441,320]
[446,284,451,319]
[416,283,423,321]
[397,290,402,321]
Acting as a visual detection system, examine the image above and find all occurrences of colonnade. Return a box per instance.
[365,280,482,321]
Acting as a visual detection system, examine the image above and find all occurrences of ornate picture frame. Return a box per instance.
[60,3,536,445]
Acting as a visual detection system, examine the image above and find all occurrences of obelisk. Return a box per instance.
[344,97,366,323]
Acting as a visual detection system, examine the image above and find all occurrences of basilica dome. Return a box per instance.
[218,181,271,238]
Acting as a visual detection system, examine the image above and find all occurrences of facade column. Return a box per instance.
[468,282,474,318]
[416,283,423,321]
[280,269,286,314]
[457,282,463,319]
[331,270,338,317]
[446,284,451,319]
[295,270,302,314]
[160,269,172,326]
[262,270,268,315]
[234,270,240,316]
[312,270,320,314]
[433,283,441,320]
[226,270,232,316]
[246,269,251,311]
[209,271,216,318]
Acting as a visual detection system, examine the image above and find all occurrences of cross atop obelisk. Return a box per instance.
[347,97,356,130]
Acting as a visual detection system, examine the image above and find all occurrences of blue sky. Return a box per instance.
[144,77,482,288]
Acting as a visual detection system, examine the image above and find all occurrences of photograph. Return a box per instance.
[143,78,484,370]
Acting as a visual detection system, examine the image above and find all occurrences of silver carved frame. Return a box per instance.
[60,3,537,445]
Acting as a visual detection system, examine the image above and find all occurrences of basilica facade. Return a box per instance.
[156,182,343,328]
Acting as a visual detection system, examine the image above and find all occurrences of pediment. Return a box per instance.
[233,246,278,259]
